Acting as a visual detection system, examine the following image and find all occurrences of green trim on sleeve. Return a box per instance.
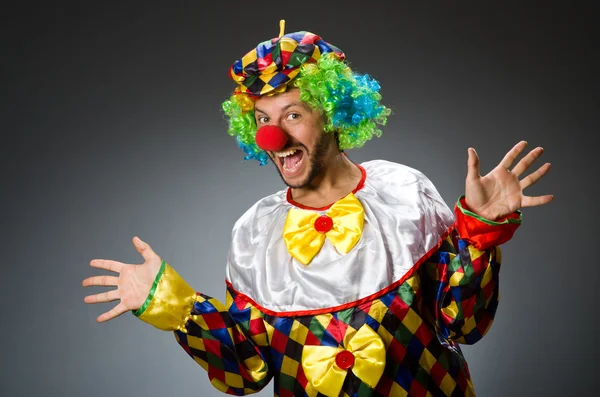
[457,195,522,226]
[133,259,167,317]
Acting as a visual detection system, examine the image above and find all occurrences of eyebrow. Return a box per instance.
[255,101,311,116]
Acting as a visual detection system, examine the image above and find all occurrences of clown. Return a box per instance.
[83,21,552,396]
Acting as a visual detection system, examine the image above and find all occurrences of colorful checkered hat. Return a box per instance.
[229,20,345,96]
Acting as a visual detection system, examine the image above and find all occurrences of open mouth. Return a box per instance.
[275,148,305,176]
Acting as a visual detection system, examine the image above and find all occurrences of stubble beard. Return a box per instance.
[273,132,332,189]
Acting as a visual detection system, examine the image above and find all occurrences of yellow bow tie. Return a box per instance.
[283,193,365,265]
[301,324,386,396]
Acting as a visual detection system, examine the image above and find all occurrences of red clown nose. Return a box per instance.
[255,125,288,152]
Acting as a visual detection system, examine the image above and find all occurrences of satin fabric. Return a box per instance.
[301,324,386,396]
[135,262,196,332]
[283,192,364,265]
[225,160,455,313]
[455,196,522,250]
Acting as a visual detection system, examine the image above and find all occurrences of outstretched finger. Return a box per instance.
[520,162,551,189]
[82,275,119,288]
[521,194,554,208]
[84,289,120,304]
[90,259,125,273]
[466,148,481,182]
[499,141,528,170]
[512,147,544,177]
[132,236,158,262]
[97,302,129,323]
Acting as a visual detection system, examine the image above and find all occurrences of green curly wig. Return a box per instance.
[221,54,391,165]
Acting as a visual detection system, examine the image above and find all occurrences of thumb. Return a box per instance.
[132,236,158,262]
[466,147,480,182]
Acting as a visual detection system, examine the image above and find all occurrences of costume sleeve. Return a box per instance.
[419,195,522,345]
[133,261,272,395]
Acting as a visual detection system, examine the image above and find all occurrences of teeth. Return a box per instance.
[275,149,298,157]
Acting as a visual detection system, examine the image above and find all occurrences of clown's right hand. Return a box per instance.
[82,237,162,323]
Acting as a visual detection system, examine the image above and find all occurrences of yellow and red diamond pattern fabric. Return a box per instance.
[229,31,345,96]
[135,199,521,396]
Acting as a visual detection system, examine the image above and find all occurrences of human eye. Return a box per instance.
[286,112,301,121]
[256,115,269,124]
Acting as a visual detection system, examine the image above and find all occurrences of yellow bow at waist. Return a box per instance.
[283,193,364,265]
[301,324,386,397]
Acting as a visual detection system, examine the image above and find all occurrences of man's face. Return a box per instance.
[254,89,335,189]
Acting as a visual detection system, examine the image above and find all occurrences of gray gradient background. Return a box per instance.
[2,2,598,396]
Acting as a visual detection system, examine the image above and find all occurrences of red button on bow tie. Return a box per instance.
[335,350,355,370]
[314,215,333,233]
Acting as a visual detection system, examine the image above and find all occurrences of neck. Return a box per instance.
[290,149,362,208]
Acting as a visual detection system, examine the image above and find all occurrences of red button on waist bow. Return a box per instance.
[335,350,355,370]
[314,215,333,233]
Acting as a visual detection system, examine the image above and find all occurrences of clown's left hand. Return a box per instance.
[464,140,553,221]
